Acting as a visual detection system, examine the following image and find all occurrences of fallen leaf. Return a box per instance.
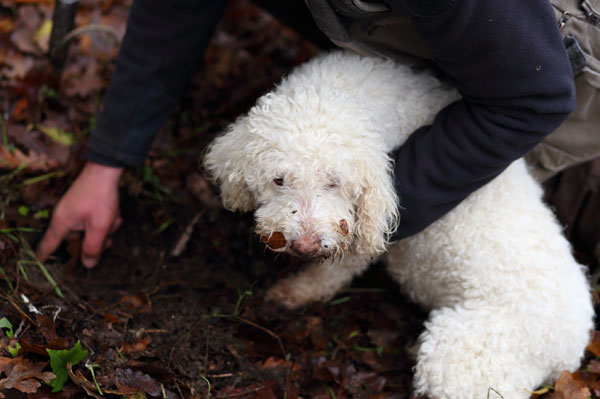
[0,17,14,34]
[10,5,43,55]
[0,51,35,79]
[120,292,152,314]
[62,60,104,98]
[33,19,52,52]
[104,313,119,324]
[17,5,42,30]
[545,370,590,399]
[38,125,74,147]
[47,341,88,392]
[367,329,400,348]
[114,368,170,398]
[0,145,60,172]
[10,97,29,120]
[66,363,102,399]
[121,336,152,355]
[586,359,600,374]
[531,386,551,395]
[0,356,55,397]
[587,331,600,357]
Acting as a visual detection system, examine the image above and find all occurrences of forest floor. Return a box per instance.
[1,1,599,398]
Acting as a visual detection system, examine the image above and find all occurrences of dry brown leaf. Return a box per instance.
[62,60,104,98]
[10,5,43,55]
[66,363,103,399]
[261,356,301,371]
[0,146,60,172]
[113,368,177,398]
[544,370,591,399]
[0,356,55,397]
[586,359,600,375]
[0,17,14,34]
[586,331,600,357]
[0,50,35,79]
[120,292,152,314]
[120,337,152,355]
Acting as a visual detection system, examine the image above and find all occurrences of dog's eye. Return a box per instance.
[273,177,284,186]
[326,181,338,189]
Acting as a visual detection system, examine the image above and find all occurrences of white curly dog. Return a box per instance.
[204,51,594,399]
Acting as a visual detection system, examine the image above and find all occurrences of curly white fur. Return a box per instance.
[203,51,594,398]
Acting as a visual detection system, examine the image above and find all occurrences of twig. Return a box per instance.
[59,24,122,48]
[233,316,286,357]
[204,373,234,378]
[284,360,295,399]
[0,293,34,324]
[173,378,185,399]
[213,385,265,398]
[170,211,204,257]
[204,335,209,375]
[207,313,286,357]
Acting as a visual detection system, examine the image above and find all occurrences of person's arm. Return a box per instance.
[88,0,228,166]
[390,0,575,239]
[37,0,227,266]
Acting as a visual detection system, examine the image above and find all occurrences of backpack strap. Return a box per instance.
[582,0,600,24]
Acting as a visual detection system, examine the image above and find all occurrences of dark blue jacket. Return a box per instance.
[87,0,575,239]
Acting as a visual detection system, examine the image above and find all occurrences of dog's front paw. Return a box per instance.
[265,277,324,309]
[265,259,370,309]
[266,274,335,309]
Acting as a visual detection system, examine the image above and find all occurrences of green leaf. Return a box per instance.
[0,317,14,338]
[33,209,49,219]
[47,341,88,392]
[38,125,74,147]
[17,205,29,216]
[8,341,21,357]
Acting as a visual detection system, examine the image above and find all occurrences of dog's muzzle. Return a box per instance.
[260,219,350,259]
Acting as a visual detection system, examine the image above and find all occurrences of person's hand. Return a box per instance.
[36,161,124,268]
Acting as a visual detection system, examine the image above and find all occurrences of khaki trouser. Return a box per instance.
[306,0,600,181]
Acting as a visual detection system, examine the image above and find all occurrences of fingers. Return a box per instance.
[36,217,71,263]
[110,217,122,235]
[81,218,115,269]
[38,214,122,268]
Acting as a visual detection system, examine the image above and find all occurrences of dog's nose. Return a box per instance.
[292,234,321,256]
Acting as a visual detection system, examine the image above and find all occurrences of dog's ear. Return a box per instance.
[353,150,399,256]
[203,118,255,212]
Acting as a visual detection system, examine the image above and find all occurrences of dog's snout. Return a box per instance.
[292,234,321,256]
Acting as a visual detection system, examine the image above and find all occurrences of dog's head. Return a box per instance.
[203,88,399,259]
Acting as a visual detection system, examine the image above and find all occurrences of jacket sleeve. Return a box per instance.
[87,0,227,167]
[390,0,576,239]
